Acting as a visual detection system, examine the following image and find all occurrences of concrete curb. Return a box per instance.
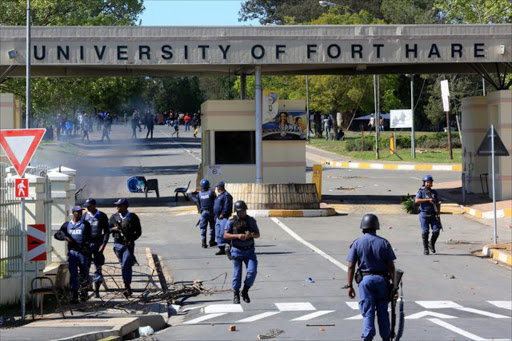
[324,160,462,172]
[482,244,512,266]
[52,315,167,341]
[248,208,336,217]
[462,206,512,219]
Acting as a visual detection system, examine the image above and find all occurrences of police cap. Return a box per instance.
[83,198,96,207]
[72,205,83,212]
[216,181,225,188]
[360,214,380,230]
[114,198,129,207]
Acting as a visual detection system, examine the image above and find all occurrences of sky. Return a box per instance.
[139,0,260,26]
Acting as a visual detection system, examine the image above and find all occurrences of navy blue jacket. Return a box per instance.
[198,189,216,211]
[213,191,233,218]
[83,210,110,245]
[60,220,92,251]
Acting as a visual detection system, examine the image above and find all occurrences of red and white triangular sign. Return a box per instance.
[0,129,46,177]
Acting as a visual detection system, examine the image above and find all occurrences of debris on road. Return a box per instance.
[257,329,284,339]
[139,325,154,337]
[229,325,236,332]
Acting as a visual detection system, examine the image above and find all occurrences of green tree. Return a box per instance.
[434,0,512,24]
[381,0,439,24]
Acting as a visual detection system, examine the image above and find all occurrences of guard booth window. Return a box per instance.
[215,131,255,164]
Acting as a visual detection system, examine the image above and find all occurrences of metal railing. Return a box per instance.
[0,163,22,278]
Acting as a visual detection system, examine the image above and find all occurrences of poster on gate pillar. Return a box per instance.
[27,224,47,261]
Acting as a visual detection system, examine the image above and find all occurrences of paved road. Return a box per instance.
[32,124,511,340]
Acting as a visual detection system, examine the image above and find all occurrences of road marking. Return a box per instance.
[237,311,280,323]
[456,307,510,319]
[417,301,510,319]
[428,318,486,341]
[157,127,201,162]
[291,310,335,321]
[183,313,226,325]
[275,302,316,311]
[345,302,362,320]
[488,301,512,310]
[271,218,348,272]
[204,304,244,314]
[406,311,457,319]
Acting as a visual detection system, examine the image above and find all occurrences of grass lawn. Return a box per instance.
[309,131,462,163]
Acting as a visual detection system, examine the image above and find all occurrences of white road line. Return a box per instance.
[292,310,335,321]
[237,311,280,323]
[428,318,486,341]
[406,311,457,319]
[346,302,360,310]
[271,218,348,272]
[157,127,201,161]
[182,313,226,325]
[488,301,512,310]
[204,304,244,314]
[275,302,316,311]
[455,307,510,319]
[416,301,462,309]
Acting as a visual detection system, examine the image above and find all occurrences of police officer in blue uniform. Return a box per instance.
[83,198,110,298]
[347,214,396,341]
[223,200,260,304]
[109,198,142,297]
[59,206,92,303]
[415,175,441,255]
[213,181,233,255]
[197,179,217,248]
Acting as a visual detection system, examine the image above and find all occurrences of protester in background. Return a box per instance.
[146,111,155,139]
[131,110,140,139]
[368,114,375,132]
[184,113,191,132]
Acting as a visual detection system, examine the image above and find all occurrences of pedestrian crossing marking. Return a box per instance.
[488,301,512,310]
[183,313,226,325]
[275,302,316,311]
[345,302,359,310]
[204,304,244,314]
[237,312,280,323]
[291,310,335,321]
[416,301,462,309]
[406,311,457,319]
[428,318,485,341]
[456,307,510,319]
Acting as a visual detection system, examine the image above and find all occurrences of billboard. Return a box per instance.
[390,109,413,129]
[263,111,307,140]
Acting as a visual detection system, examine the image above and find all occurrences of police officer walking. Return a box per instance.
[415,175,441,255]
[58,206,92,304]
[213,181,233,255]
[223,200,260,304]
[197,179,217,248]
[347,214,396,341]
[83,198,110,298]
[109,198,142,297]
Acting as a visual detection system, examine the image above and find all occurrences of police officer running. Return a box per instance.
[58,206,92,304]
[213,181,233,255]
[197,179,217,248]
[415,175,441,255]
[109,198,142,297]
[83,198,110,298]
[347,214,396,341]
[223,200,260,304]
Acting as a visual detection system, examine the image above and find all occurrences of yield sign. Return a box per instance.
[0,129,46,177]
[27,224,46,261]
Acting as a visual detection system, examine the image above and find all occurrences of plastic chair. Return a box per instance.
[30,263,73,319]
[145,179,160,198]
[174,181,191,203]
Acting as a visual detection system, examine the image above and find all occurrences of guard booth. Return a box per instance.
[200,99,307,184]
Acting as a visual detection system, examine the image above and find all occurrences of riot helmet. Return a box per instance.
[200,179,210,190]
[360,214,380,231]
[234,200,248,212]
[422,175,434,183]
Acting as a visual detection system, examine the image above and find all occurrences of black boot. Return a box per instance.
[202,240,207,248]
[430,232,439,254]
[422,233,430,255]
[215,246,226,255]
[94,282,101,298]
[241,285,251,303]
[209,240,218,247]
[123,284,132,298]
[71,291,79,304]
[233,290,240,304]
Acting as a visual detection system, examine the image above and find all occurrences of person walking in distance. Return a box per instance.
[109,198,142,297]
[82,198,110,298]
[197,179,217,248]
[347,214,396,341]
[131,110,140,139]
[415,175,441,255]
[58,206,92,303]
[213,181,233,255]
[145,111,155,139]
[223,200,260,304]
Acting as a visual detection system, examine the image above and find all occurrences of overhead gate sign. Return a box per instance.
[27,224,47,261]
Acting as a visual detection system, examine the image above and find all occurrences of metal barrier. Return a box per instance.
[0,163,22,278]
